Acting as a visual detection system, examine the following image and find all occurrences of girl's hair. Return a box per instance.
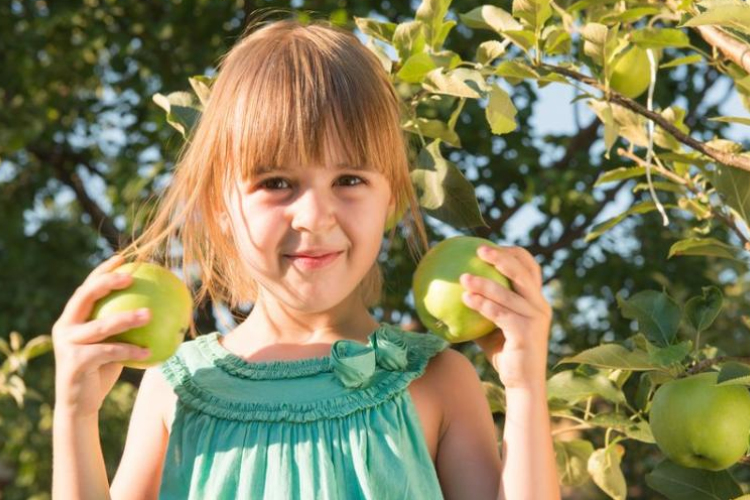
[120,10,430,338]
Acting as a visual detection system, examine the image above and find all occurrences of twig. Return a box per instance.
[695,25,750,75]
[617,147,750,250]
[684,355,750,375]
[537,63,750,173]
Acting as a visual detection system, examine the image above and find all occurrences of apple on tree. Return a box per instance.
[610,45,653,99]
[648,371,750,471]
[412,236,513,343]
[88,261,193,369]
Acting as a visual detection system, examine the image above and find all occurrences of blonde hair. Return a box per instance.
[121,11,430,339]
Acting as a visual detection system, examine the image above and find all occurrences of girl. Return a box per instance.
[51,14,560,500]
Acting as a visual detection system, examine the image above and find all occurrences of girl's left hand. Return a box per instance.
[459,244,553,391]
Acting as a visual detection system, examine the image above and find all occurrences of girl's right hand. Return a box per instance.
[52,253,152,419]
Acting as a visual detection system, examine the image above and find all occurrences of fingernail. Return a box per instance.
[137,349,151,358]
[135,308,150,319]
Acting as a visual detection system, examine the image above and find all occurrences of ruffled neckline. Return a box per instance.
[202,322,407,386]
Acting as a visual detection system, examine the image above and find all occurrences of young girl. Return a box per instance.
[51,14,560,500]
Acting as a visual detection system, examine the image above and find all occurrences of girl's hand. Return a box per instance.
[459,245,552,390]
[52,254,152,418]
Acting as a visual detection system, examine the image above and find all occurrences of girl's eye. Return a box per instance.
[259,175,366,191]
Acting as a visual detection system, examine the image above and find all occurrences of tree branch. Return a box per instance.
[538,63,750,173]
[28,144,128,250]
[616,147,750,250]
[529,179,630,262]
[695,25,750,75]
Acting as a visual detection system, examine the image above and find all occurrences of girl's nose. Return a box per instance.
[289,189,337,233]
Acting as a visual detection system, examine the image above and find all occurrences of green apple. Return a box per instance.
[412,236,513,343]
[89,262,193,369]
[648,371,750,471]
[610,46,652,99]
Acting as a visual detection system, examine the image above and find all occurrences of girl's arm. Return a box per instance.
[53,367,170,500]
[432,349,560,500]
[500,384,559,500]
[52,410,112,500]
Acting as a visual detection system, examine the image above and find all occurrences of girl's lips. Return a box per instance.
[285,251,343,270]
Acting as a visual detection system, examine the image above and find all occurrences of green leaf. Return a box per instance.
[393,21,427,62]
[476,40,508,66]
[594,166,647,186]
[588,443,627,500]
[581,22,619,68]
[365,37,393,73]
[482,381,506,413]
[685,286,723,333]
[397,52,438,83]
[709,116,750,126]
[554,439,594,487]
[588,412,655,443]
[668,237,742,261]
[717,361,750,386]
[21,335,53,361]
[402,117,461,148]
[494,60,540,84]
[616,290,681,347]
[600,7,661,23]
[152,91,201,138]
[660,54,704,69]
[422,67,488,98]
[585,201,676,243]
[512,0,552,31]
[655,106,689,152]
[459,5,522,33]
[542,27,572,56]
[410,140,489,229]
[501,29,537,53]
[681,3,750,36]
[588,100,648,147]
[415,0,452,50]
[712,163,750,225]
[602,102,619,159]
[645,458,743,500]
[554,343,662,371]
[631,28,691,49]
[486,84,518,135]
[645,340,692,369]
[546,369,626,405]
[188,75,214,107]
[354,17,398,44]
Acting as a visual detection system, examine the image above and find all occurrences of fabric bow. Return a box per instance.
[330,331,409,388]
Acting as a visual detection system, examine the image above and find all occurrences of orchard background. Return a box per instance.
[3,0,750,498]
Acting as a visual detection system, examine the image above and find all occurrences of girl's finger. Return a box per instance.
[460,274,537,318]
[57,271,135,327]
[474,247,545,310]
[505,246,543,288]
[74,342,151,369]
[479,245,540,289]
[66,308,151,345]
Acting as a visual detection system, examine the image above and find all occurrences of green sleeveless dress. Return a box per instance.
[157,321,450,499]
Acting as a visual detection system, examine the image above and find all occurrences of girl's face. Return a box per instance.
[222,142,395,317]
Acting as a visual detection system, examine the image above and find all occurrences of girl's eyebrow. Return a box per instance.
[255,163,373,175]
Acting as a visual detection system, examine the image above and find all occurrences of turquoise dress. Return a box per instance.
[157,321,451,499]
